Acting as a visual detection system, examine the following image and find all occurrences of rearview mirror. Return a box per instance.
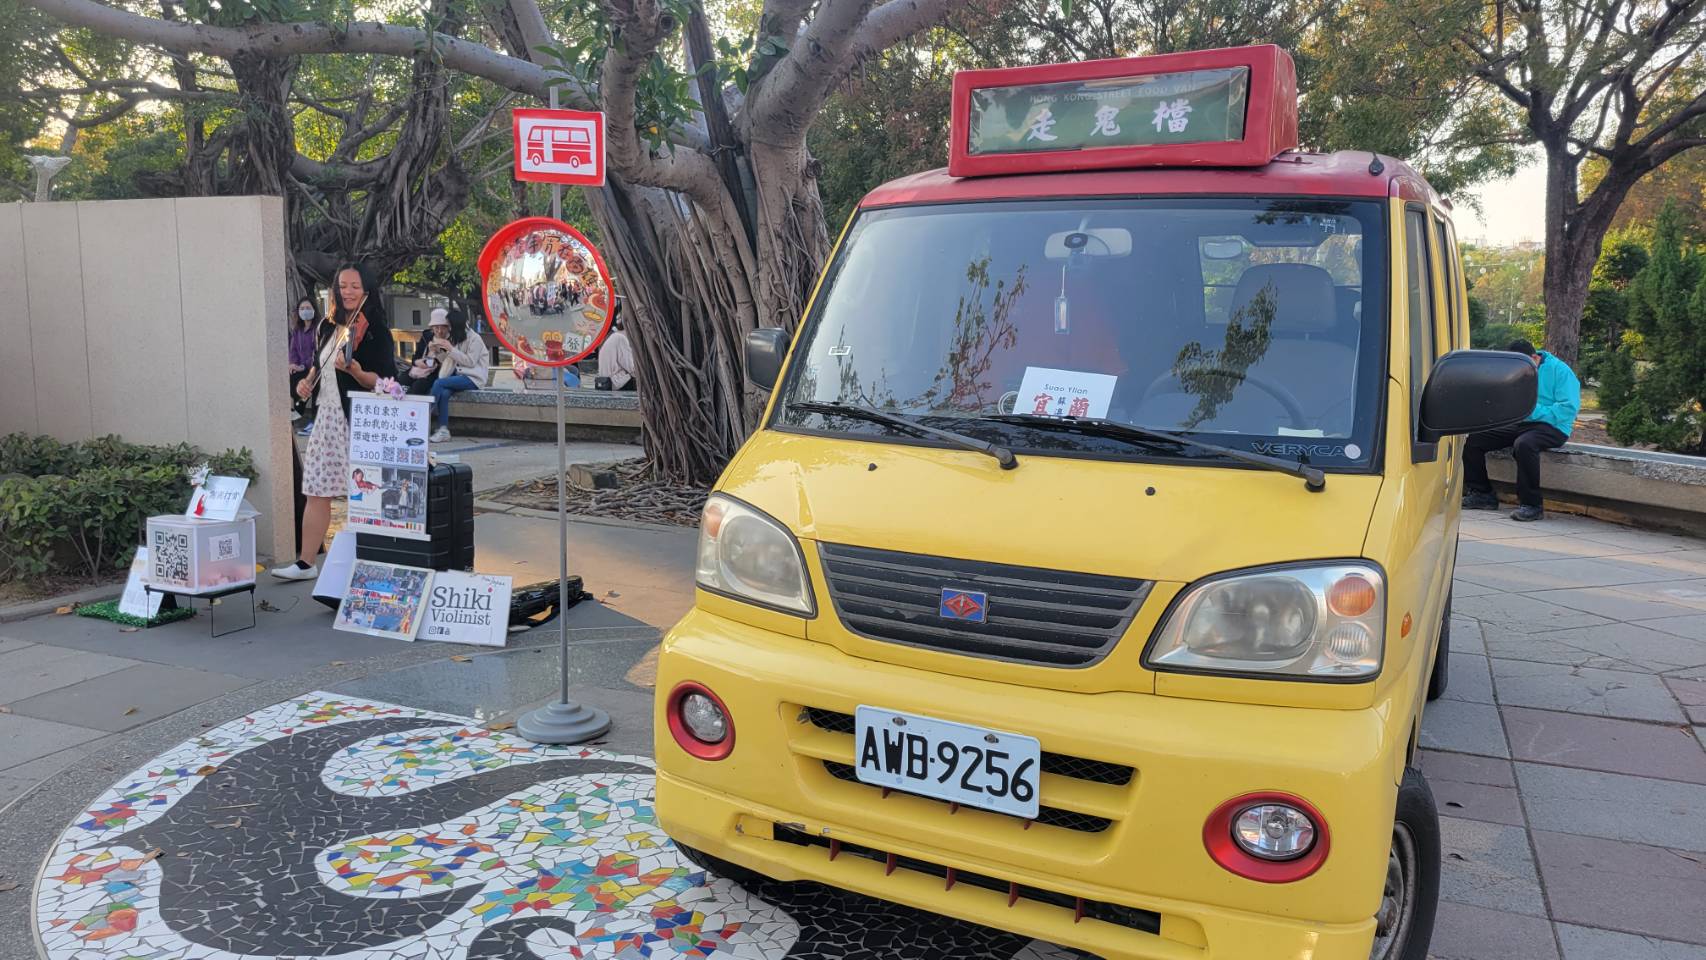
[1045,228,1132,260]
[1418,350,1537,441]
[746,327,790,391]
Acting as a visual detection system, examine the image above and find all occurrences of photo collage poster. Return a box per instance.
[346,392,432,540]
[333,559,435,641]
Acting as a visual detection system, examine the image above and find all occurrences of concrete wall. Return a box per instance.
[1487,442,1706,537]
[0,197,293,563]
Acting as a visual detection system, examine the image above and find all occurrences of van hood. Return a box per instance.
[718,431,1382,583]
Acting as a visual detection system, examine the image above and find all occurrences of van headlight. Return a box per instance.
[1146,563,1384,679]
[695,495,815,615]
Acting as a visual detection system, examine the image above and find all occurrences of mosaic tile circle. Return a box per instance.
[34,693,1089,960]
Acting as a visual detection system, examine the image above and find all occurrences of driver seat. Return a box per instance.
[1227,263,1358,435]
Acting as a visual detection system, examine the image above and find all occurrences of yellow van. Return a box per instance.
[653,45,1537,960]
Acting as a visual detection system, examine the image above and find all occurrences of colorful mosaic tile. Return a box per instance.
[33,692,1088,960]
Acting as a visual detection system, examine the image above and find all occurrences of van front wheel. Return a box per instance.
[1370,767,1441,960]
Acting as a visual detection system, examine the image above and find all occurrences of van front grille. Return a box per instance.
[771,824,1161,934]
[816,543,1150,667]
[820,761,1113,832]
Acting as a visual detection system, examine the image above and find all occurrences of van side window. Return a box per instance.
[1435,215,1461,351]
[1405,208,1438,461]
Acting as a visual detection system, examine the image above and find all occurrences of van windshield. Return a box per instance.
[775,197,1388,469]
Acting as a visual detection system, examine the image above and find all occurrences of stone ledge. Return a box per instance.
[1487,441,1706,536]
[450,388,639,410]
[446,388,641,443]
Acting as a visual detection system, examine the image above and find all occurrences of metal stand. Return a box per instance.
[145,582,256,637]
[519,83,611,746]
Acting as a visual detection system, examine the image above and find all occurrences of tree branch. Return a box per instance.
[757,0,816,41]
[1633,86,1706,152]
[743,0,878,140]
[18,78,229,102]
[294,90,353,120]
[505,0,556,65]
[599,0,725,201]
[290,153,387,185]
[20,0,554,98]
[846,0,967,66]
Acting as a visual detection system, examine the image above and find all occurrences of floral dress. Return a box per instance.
[301,332,351,499]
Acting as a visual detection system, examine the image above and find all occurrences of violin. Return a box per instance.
[345,297,370,357]
[302,294,370,399]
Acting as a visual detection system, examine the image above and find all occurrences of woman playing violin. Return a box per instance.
[273,263,398,580]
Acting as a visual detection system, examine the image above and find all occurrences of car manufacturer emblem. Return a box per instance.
[939,588,987,623]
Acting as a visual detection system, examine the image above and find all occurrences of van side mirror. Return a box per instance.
[745,327,790,391]
[1418,350,1538,441]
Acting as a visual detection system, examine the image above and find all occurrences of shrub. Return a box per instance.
[1604,203,1706,453]
[1598,344,1637,413]
[0,434,74,476]
[1470,321,1544,351]
[0,434,256,583]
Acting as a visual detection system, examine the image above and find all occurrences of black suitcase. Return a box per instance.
[356,462,475,571]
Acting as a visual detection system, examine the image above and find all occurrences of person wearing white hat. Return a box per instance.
[398,307,450,395]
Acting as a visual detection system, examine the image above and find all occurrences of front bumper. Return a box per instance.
[654,608,1400,960]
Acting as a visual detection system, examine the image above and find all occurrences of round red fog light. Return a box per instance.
[667,682,734,760]
[1204,792,1330,883]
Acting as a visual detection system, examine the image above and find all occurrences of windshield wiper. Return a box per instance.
[983,414,1324,491]
[791,400,1018,470]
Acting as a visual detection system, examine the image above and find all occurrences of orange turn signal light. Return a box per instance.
[1326,574,1377,618]
[702,499,726,537]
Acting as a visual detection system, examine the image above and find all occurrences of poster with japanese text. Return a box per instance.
[185,475,249,521]
[346,392,432,540]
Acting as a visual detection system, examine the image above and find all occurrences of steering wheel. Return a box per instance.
[1138,369,1311,431]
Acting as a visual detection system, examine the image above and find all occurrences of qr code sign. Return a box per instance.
[210,534,238,561]
[151,529,192,587]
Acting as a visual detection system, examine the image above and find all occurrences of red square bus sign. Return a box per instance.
[513,108,606,186]
[948,44,1297,178]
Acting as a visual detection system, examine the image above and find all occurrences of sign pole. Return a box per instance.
[517,83,611,746]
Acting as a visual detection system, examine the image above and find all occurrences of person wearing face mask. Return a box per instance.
[288,296,321,421]
[273,264,397,580]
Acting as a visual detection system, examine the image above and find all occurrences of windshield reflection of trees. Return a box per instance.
[917,257,1026,411]
[1167,281,1277,428]
[799,254,1029,416]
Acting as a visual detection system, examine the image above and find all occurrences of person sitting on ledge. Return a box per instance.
[1461,339,1581,522]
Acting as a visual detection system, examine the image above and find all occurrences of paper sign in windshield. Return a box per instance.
[1017,367,1117,419]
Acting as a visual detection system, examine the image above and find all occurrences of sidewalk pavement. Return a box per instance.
[3,476,1705,958]
[1416,511,1706,960]
[0,437,678,812]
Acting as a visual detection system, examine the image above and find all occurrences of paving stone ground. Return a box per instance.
[3,485,1704,959]
[1421,510,1706,960]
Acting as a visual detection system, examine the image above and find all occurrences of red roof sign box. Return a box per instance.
[948,44,1298,178]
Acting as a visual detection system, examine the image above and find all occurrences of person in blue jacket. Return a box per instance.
[1462,339,1581,521]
